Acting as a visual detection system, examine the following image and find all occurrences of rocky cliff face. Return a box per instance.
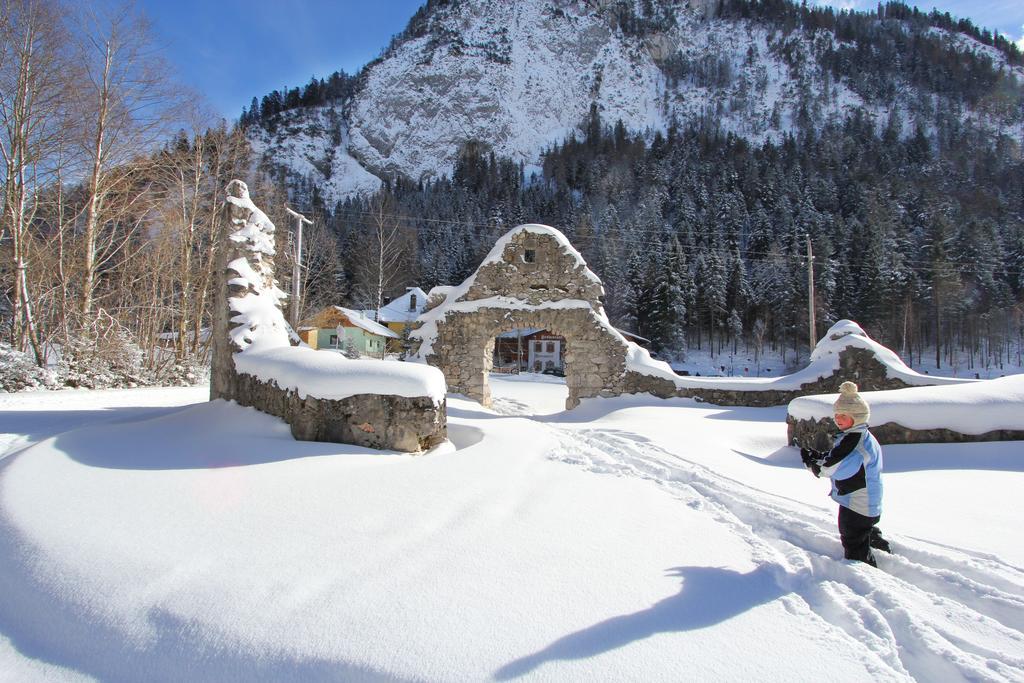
[250,0,1024,207]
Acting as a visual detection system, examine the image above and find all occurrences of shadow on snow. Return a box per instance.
[494,564,787,680]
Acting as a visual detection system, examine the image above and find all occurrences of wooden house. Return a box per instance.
[299,306,398,357]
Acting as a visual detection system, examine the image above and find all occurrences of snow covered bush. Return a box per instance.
[155,357,210,387]
[56,318,152,390]
[0,343,55,392]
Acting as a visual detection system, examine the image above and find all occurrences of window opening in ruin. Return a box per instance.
[409,294,417,311]
[523,249,536,263]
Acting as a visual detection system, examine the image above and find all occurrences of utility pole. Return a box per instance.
[806,234,816,351]
[285,207,313,328]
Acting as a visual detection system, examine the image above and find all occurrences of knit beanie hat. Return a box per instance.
[833,381,870,426]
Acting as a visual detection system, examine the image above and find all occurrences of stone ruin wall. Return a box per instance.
[423,229,632,409]
[787,414,1024,450]
[227,372,447,452]
[432,307,629,408]
[423,224,1009,447]
[422,227,945,415]
[624,346,920,408]
[211,180,446,452]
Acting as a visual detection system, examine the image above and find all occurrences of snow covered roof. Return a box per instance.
[426,285,454,300]
[334,306,399,339]
[377,287,429,323]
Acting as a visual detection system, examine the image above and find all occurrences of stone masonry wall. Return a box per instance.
[230,372,447,452]
[432,306,628,408]
[211,180,446,452]
[423,227,629,409]
[623,346,915,407]
[787,415,1024,449]
[463,231,605,305]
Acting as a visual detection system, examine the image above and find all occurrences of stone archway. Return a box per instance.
[412,225,631,409]
[478,310,614,408]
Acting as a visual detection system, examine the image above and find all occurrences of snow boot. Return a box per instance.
[869,527,892,554]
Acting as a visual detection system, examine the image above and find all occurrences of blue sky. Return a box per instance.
[134,0,1024,122]
[809,0,1024,43]
[137,0,424,120]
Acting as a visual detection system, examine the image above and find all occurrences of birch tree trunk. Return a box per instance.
[0,0,67,365]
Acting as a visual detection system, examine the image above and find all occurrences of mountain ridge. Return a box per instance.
[246,0,1024,209]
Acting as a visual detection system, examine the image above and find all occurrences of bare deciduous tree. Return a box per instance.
[73,2,181,319]
[0,0,69,364]
[350,193,414,319]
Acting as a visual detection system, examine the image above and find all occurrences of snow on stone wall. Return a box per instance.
[211,180,446,451]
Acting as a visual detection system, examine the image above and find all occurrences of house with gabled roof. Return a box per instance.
[299,306,398,358]
[376,287,429,352]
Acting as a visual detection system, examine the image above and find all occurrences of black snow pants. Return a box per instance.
[838,505,889,567]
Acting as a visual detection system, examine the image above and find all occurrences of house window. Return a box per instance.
[329,334,338,346]
[409,294,417,311]
[534,341,542,352]
[546,342,555,353]
[523,249,536,263]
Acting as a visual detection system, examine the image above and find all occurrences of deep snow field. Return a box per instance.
[0,375,1022,682]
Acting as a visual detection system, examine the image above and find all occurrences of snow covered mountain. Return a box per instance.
[249,0,1024,207]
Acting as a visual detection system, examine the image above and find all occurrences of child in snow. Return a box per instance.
[801,381,891,567]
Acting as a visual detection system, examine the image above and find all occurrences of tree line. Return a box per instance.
[324,103,1024,373]
[0,0,305,389]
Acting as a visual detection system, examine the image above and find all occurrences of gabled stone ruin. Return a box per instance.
[411,224,633,409]
[210,180,447,452]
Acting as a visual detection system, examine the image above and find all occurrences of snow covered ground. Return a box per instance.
[1,377,1022,682]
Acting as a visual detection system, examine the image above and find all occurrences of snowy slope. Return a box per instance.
[250,0,1024,204]
[1,380,1022,681]
[248,108,383,205]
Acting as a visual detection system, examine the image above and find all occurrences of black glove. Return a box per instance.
[800,448,822,477]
